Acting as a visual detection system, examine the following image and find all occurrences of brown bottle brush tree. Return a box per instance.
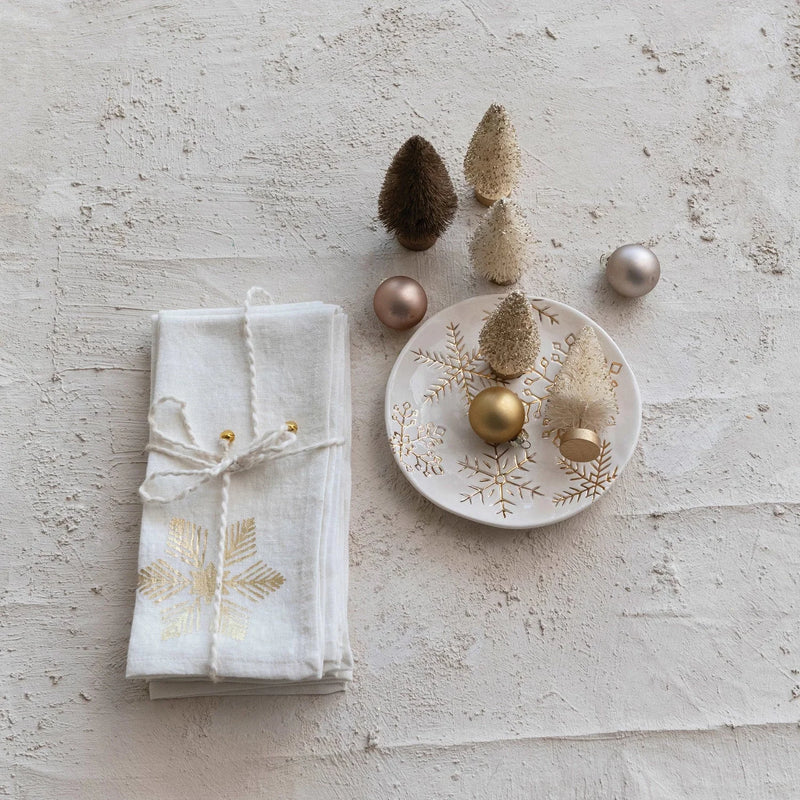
[378,136,458,251]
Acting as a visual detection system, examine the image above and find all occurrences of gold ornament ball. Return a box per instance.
[373,276,428,330]
[468,386,526,444]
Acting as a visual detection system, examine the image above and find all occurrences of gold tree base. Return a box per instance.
[559,428,601,462]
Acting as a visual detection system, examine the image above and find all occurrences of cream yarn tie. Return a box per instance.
[138,289,343,681]
[138,397,300,505]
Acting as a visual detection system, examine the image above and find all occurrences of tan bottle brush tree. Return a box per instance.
[464,104,522,206]
[546,326,618,462]
[479,291,540,379]
[469,198,533,285]
[378,135,458,251]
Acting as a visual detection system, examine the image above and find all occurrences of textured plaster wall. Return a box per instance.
[2,1,800,797]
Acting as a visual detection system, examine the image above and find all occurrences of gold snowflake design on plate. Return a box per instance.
[530,300,560,326]
[481,300,561,326]
[552,440,619,506]
[137,517,285,641]
[521,333,576,424]
[389,401,446,476]
[607,361,623,389]
[458,444,543,518]
[412,321,503,408]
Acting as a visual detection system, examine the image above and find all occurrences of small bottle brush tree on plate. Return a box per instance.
[469,198,533,285]
[479,291,540,380]
[464,104,522,206]
[546,326,618,461]
[378,135,458,251]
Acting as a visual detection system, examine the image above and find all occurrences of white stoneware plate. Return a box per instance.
[385,295,641,529]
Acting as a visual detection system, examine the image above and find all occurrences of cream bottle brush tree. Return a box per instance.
[478,291,540,380]
[545,326,618,462]
[464,104,522,206]
[469,198,533,285]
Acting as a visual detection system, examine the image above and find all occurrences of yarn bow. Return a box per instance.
[138,397,297,504]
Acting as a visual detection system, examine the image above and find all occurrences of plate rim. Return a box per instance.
[384,294,642,530]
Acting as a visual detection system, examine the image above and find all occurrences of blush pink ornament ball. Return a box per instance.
[373,276,428,330]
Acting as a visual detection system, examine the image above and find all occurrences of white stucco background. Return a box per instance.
[2,1,799,797]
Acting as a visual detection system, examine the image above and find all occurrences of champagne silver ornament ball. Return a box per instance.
[373,276,428,330]
[605,244,661,297]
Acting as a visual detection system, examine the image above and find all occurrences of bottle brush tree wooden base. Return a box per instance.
[396,232,438,251]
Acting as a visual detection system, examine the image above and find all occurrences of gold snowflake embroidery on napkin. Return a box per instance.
[137,517,285,641]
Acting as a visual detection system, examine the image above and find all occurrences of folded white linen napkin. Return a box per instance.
[126,292,352,699]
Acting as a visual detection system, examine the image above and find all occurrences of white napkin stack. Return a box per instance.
[126,299,352,698]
